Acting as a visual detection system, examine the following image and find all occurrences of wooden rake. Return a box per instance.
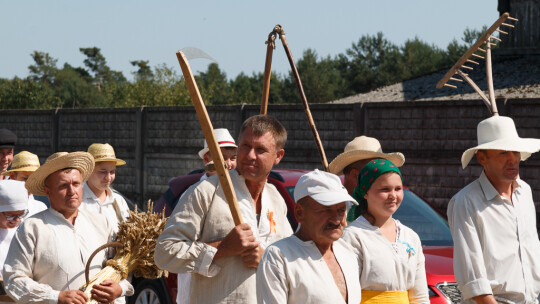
[436,12,518,116]
[260,24,329,171]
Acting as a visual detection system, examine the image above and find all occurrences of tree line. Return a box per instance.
[0,28,485,109]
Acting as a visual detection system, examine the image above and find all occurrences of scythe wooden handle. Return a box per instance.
[176,51,243,226]
[278,31,329,171]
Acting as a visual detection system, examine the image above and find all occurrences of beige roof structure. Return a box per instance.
[331,55,540,104]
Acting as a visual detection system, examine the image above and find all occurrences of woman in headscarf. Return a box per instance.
[81,143,129,232]
[341,159,429,304]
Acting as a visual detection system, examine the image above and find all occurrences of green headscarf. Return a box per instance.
[347,159,402,222]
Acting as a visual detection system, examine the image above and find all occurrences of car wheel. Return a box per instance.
[129,279,170,304]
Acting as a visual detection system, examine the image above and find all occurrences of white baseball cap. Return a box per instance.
[198,128,238,159]
[0,180,29,212]
[294,169,357,206]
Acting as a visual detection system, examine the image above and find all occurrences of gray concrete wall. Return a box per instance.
[1,99,539,223]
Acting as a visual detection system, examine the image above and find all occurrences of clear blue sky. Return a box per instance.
[1,0,499,81]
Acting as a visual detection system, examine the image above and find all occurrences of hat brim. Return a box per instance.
[198,143,238,159]
[461,137,540,168]
[94,157,126,166]
[1,166,39,176]
[310,191,358,206]
[329,151,405,175]
[25,152,95,196]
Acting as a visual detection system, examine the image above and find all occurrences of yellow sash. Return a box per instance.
[361,290,409,304]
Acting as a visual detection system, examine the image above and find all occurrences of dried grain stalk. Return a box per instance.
[80,200,168,303]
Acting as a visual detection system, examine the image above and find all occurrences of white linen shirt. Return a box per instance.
[2,208,133,304]
[0,228,16,280]
[155,169,293,304]
[27,195,47,217]
[81,182,130,233]
[448,171,540,304]
[257,236,361,304]
[341,217,429,304]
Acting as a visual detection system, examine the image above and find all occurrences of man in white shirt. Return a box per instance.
[155,115,293,304]
[257,169,361,304]
[176,128,238,304]
[448,116,540,304]
[3,151,133,304]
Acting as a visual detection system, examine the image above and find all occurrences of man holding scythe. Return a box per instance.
[155,114,293,304]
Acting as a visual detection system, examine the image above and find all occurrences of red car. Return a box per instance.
[128,169,461,304]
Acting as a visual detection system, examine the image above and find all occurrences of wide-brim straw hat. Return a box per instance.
[461,116,540,168]
[329,136,405,175]
[88,143,126,166]
[198,128,238,159]
[25,152,94,196]
[1,151,40,176]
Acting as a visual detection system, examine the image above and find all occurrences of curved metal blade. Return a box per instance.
[179,47,217,62]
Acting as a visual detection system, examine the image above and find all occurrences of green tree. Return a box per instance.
[338,32,402,94]
[28,51,58,84]
[0,77,60,109]
[197,63,229,105]
[131,60,154,82]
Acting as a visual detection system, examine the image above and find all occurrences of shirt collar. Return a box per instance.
[82,181,112,202]
[478,171,521,202]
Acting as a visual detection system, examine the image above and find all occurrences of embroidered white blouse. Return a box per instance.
[341,216,429,304]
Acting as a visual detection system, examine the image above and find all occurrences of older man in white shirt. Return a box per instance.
[155,115,293,304]
[257,169,361,304]
[2,152,133,304]
[448,116,540,304]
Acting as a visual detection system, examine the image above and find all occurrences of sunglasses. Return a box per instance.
[3,210,29,222]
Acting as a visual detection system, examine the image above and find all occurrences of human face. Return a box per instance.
[295,196,347,247]
[477,150,520,185]
[364,172,403,221]
[44,169,83,216]
[0,148,14,172]
[236,128,284,183]
[10,171,33,182]
[0,210,28,229]
[88,161,116,193]
[203,147,238,170]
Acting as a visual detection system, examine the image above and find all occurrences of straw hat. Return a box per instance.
[198,128,238,159]
[87,143,126,166]
[1,151,40,176]
[329,136,405,175]
[461,116,540,169]
[25,152,95,196]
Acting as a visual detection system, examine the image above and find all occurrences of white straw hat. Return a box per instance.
[0,180,28,212]
[198,128,238,159]
[461,116,540,168]
[329,136,405,175]
[25,152,95,196]
[294,169,357,206]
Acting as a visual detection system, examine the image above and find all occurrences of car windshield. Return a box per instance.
[285,187,453,246]
[394,190,453,246]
